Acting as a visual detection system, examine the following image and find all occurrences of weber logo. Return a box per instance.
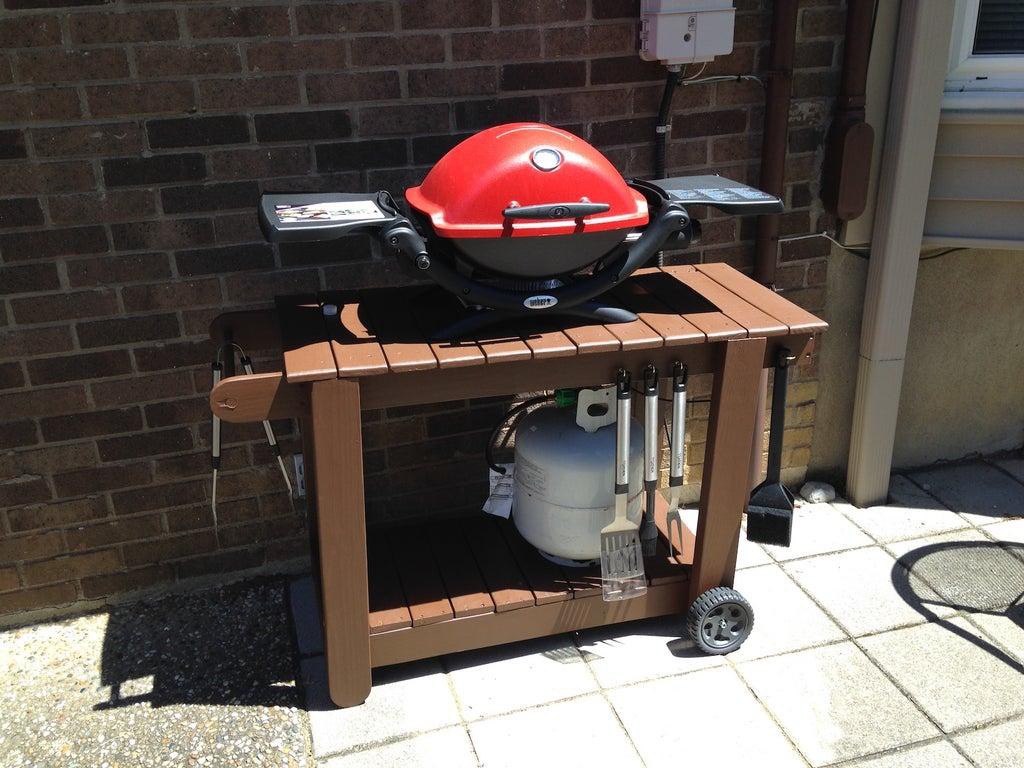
[523,295,558,310]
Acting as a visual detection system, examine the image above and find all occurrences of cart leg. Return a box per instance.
[310,378,371,707]
[689,336,767,604]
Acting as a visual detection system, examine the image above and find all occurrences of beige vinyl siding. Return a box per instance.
[923,115,1024,247]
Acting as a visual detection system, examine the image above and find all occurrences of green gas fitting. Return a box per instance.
[554,388,578,408]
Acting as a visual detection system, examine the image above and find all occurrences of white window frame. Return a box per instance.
[947,0,1024,92]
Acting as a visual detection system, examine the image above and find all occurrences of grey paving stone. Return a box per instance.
[729,563,845,660]
[888,474,950,510]
[884,528,988,562]
[885,530,1024,613]
[468,694,644,768]
[953,717,1024,768]
[993,456,1024,484]
[607,666,805,768]
[290,575,324,657]
[979,517,1024,543]
[445,634,597,720]
[965,611,1024,664]
[860,617,1024,733]
[909,461,1024,524]
[302,656,460,758]
[576,614,724,688]
[319,726,478,768]
[847,741,971,768]
[840,489,969,544]
[738,642,939,766]
[762,501,873,562]
[785,547,951,636]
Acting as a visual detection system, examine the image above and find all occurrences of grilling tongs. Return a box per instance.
[662,362,688,558]
[211,344,293,529]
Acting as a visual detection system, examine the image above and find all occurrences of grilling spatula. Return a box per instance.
[601,369,647,602]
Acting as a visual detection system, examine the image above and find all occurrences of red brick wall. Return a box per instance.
[0,0,841,619]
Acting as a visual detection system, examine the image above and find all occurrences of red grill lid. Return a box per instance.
[405,123,648,239]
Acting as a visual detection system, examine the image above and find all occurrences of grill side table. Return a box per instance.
[210,264,826,707]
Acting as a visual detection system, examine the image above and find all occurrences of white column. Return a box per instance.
[846,0,955,506]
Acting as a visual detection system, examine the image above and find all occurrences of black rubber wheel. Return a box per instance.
[686,586,754,655]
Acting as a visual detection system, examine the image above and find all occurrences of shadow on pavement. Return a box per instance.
[893,539,1024,673]
[94,576,301,710]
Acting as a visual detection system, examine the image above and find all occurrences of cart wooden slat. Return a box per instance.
[366,532,412,633]
[209,264,827,707]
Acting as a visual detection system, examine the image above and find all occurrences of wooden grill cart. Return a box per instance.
[209,263,826,707]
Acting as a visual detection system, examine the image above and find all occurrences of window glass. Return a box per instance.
[973,0,1024,54]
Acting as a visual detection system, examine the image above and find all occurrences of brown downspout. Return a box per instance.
[749,1,876,489]
[749,0,799,490]
[753,0,799,287]
[822,0,876,222]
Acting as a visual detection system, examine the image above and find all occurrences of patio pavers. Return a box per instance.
[784,546,952,636]
[444,635,598,720]
[728,563,844,660]
[979,516,1024,543]
[992,456,1024,484]
[319,727,478,768]
[575,615,725,688]
[737,642,940,766]
[467,694,644,768]
[761,501,873,561]
[963,611,1024,664]
[606,666,805,768]
[952,717,1024,768]
[885,530,1024,613]
[887,473,952,510]
[883,527,990,562]
[848,741,972,768]
[302,656,460,759]
[839,487,966,540]
[909,461,1024,524]
[860,618,1024,733]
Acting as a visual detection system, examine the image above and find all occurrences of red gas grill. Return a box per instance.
[259,122,783,339]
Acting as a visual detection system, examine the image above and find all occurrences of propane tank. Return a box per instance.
[512,400,643,564]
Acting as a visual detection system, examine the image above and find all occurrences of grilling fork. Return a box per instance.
[211,344,294,529]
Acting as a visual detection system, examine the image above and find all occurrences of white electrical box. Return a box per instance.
[639,1,736,65]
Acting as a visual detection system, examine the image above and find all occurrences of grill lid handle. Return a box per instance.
[502,201,611,220]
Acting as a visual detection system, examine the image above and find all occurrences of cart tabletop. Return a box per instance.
[267,264,826,384]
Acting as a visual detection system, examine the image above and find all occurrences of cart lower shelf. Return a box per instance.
[362,496,696,667]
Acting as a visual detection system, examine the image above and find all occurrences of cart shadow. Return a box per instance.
[892,539,1024,672]
[93,577,302,711]
[571,615,706,659]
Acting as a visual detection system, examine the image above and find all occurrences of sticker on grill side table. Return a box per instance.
[524,295,558,309]
[668,187,774,204]
[274,200,385,223]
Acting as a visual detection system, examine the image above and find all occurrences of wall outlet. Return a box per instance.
[293,453,306,497]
